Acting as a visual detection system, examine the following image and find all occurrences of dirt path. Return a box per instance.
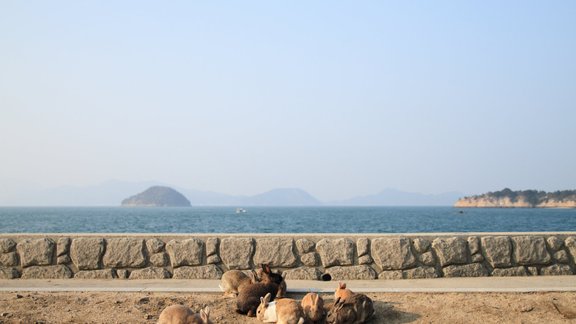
[1,291,576,323]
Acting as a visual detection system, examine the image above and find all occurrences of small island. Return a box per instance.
[454,188,576,208]
[121,186,191,207]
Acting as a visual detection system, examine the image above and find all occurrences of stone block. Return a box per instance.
[565,237,576,260]
[404,266,439,279]
[412,238,431,253]
[57,238,71,257]
[443,263,489,278]
[554,250,569,264]
[57,255,71,265]
[471,254,484,263]
[0,252,18,267]
[150,252,169,267]
[512,236,551,265]
[358,255,373,265]
[172,265,223,279]
[301,252,318,267]
[527,267,538,275]
[0,239,17,253]
[207,254,221,264]
[220,238,254,270]
[378,270,403,280]
[357,238,370,257]
[540,264,573,276]
[283,267,322,280]
[74,269,117,279]
[103,238,146,268]
[166,239,204,268]
[17,238,55,267]
[372,237,416,270]
[71,238,105,270]
[418,251,436,267]
[0,267,19,279]
[547,236,564,251]
[21,265,73,279]
[206,238,219,256]
[481,236,512,268]
[316,238,355,267]
[254,238,297,267]
[432,237,468,267]
[491,266,530,277]
[129,267,171,279]
[146,238,165,254]
[117,269,129,279]
[296,239,315,254]
[467,236,480,255]
[325,265,377,280]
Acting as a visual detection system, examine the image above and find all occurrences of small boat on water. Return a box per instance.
[236,208,247,214]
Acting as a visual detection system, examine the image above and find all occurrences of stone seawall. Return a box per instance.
[1,233,575,280]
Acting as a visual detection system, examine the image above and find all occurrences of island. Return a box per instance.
[121,186,191,207]
[454,188,576,208]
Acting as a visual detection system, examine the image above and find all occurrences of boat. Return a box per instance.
[236,208,247,214]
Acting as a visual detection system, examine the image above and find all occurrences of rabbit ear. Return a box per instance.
[334,296,341,306]
[264,293,272,303]
[339,282,346,289]
[313,293,319,305]
[201,307,210,322]
[260,296,265,304]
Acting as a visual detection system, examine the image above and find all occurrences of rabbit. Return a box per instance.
[326,294,374,324]
[157,305,212,324]
[219,269,257,297]
[334,282,355,302]
[236,264,284,317]
[255,266,287,298]
[301,292,325,322]
[257,292,305,324]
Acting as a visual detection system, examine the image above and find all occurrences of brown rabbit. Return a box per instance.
[219,269,257,297]
[334,282,355,302]
[237,264,284,316]
[257,292,305,324]
[326,294,374,324]
[157,305,212,324]
[254,266,287,298]
[301,292,325,322]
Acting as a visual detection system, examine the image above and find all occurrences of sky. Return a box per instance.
[1,1,575,202]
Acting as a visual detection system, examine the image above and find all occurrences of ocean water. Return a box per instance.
[1,206,575,233]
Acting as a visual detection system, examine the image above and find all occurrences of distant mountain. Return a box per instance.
[244,188,322,206]
[121,186,191,207]
[455,188,576,208]
[331,189,463,206]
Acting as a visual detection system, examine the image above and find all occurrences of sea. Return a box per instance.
[1,206,575,233]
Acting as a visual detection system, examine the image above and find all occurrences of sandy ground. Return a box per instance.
[1,290,576,324]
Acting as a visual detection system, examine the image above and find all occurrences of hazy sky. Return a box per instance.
[1,1,575,201]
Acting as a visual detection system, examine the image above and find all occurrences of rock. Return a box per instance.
[300,252,318,267]
[57,255,71,265]
[70,238,105,270]
[554,250,570,264]
[378,270,403,280]
[358,255,373,265]
[17,238,55,267]
[253,238,297,267]
[172,265,223,279]
[565,237,576,260]
[207,254,221,264]
[21,265,73,279]
[0,252,18,267]
[467,236,480,255]
[206,238,219,256]
[443,263,489,278]
[540,264,573,276]
[283,267,323,280]
[0,267,20,279]
[316,238,355,267]
[150,253,169,267]
[547,236,564,251]
[220,238,254,270]
[404,266,439,279]
[121,186,191,207]
[481,236,512,268]
[103,238,146,268]
[74,269,117,279]
[129,267,171,279]
[296,239,315,253]
[0,239,16,253]
[527,267,538,275]
[372,237,416,270]
[491,266,530,277]
[412,238,431,253]
[418,251,436,267]
[166,239,204,268]
[471,254,484,263]
[432,237,468,267]
[117,269,130,279]
[357,238,370,257]
[56,238,71,257]
[146,238,165,254]
[511,236,551,265]
[324,265,377,280]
